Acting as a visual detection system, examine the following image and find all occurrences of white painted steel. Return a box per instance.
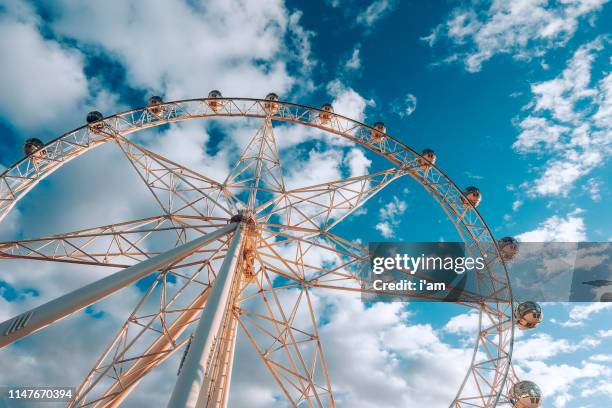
[168,224,245,408]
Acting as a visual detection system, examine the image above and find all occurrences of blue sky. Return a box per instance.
[0,0,611,407]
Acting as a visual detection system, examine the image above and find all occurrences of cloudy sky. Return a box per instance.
[0,0,611,407]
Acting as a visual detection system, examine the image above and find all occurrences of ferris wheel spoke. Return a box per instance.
[71,236,232,407]
[256,167,403,232]
[256,225,366,285]
[258,223,366,257]
[256,225,500,305]
[113,136,242,218]
[223,117,286,209]
[0,215,229,268]
[237,263,334,407]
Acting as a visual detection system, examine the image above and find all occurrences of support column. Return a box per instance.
[0,223,237,349]
[168,223,245,408]
[195,263,241,408]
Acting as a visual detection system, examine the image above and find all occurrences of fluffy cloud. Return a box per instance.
[392,93,417,117]
[326,80,374,122]
[516,209,587,241]
[554,302,612,327]
[285,148,344,189]
[356,0,397,28]
[512,311,612,407]
[306,291,472,407]
[375,195,407,238]
[443,310,480,337]
[513,37,611,197]
[598,329,612,337]
[201,283,477,408]
[425,0,608,72]
[48,0,312,100]
[590,354,612,362]
[513,333,600,361]
[344,47,362,71]
[582,380,612,399]
[515,360,610,408]
[344,147,372,177]
[582,177,602,201]
[0,1,103,132]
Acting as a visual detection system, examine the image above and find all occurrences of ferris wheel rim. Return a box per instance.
[0,96,515,408]
[0,97,508,254]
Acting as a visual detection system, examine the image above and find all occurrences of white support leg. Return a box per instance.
[0,223,237,348]
[196,275,240,408]
[167,223,245,408]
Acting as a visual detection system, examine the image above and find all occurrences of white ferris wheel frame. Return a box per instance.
[0,96,520,407]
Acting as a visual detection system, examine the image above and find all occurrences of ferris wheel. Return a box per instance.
[0,92,544,408]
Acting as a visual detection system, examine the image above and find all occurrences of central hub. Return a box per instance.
[230,210,258,282]
[229,209,257,228]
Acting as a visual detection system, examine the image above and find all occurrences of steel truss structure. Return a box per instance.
[0,97,520,407]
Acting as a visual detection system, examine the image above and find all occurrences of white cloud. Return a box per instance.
[378,196,407,224]
[443,310,480,336]
[425,0,608,72]
[356,0,396,28]
[583,178,602,201]
[517,209,587,242]
[590,354,612,362]
[375,195,407,238]
[555,303,612,327]
[287,10,317,83]
[513,38,611,197]
[393,93,417,117]
[309,291,472,407]
[593,70,612,128]
[145,121,232,182]
[598,329,612,337]
[375,221,394,238]
[344,147,372,177]
[464,171,484,180]
[0,7,88,131]
[515,360,610,408]
[205,280,479,408]
[513,333,599,361]
[49,0,311,100]
[344,47,361,71]
[445,305,612,408]
[326,80,374,122]
[582,380,612,399]
[285,147,344,190]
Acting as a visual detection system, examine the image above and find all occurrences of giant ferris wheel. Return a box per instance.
[0,93,544,407]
